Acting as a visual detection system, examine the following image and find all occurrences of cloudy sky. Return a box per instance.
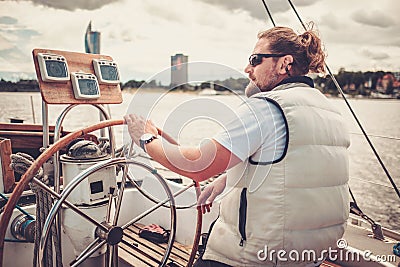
[0,0,399,83]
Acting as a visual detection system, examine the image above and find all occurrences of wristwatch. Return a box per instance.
[139,133,157,153]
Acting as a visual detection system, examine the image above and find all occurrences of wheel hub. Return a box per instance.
[96,222,123,245]
[107,226,123,245]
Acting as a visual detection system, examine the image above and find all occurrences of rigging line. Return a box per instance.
[350,132,400,141]
[350,176,396,190]
[349,188,358,206]
[286,0,400,201]
[261,0,276,27]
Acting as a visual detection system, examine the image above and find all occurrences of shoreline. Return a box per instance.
[2,89,397,101]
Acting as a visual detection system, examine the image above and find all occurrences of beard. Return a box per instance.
[245,71,280,97]
[245,80,261,97]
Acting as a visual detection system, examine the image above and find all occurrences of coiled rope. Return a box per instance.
[10,153,63,267]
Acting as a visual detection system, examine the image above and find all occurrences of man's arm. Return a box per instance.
[124,114,241,182]
[145,137,239,182]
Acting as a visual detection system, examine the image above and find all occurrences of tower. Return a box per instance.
[85,21,101,54]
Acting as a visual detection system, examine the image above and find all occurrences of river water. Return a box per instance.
[0,91,399,231]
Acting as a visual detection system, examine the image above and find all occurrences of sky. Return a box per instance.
[0,0,399,83]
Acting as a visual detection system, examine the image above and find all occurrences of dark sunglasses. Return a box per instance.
[249,53,286,66]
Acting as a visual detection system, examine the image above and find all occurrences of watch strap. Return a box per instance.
[139,134,157,153]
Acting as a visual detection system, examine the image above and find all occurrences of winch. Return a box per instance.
[59,139,117,259]
[60,139,116,205]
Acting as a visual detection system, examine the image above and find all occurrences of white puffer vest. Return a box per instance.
[203,82,350,266]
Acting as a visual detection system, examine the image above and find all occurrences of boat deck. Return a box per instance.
[119,224,346,267]
[341,222,400,266]
[119,224,195,267]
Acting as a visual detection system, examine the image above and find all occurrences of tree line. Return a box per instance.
[314,68,399,96]
[1,70,399,96]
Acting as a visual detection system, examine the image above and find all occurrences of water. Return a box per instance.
[0,91,399,231]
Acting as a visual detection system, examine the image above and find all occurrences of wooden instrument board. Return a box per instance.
[32,48,123,104]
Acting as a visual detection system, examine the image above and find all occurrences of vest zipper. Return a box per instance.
[238,188,247,246]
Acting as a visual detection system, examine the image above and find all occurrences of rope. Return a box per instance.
[349,188,358,207]
[10,152,63,267]
[350,132,400,141]
[261,0,276,27]
[285,0,399,200]
[351,176,396,190]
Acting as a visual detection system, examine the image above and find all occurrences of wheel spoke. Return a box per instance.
[104,244,119,267]
[112,164,129,225]
[33,178,108,232]
[74,236,101,262]
[121,195,172,230]
[112,245,119,267]
[105,244,111,267]
[125,174,196,209]
[111,142,134,225]
[36,158,178,267]
[70,239,107,267]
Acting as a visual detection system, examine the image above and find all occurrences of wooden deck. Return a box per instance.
[119,224,345,267]
[119,224,196,267]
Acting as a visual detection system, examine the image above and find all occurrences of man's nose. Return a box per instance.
[244,63,252,73]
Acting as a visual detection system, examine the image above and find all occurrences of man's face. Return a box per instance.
[244,38,283,97]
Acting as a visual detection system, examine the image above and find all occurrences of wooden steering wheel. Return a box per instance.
[0,119,202,267]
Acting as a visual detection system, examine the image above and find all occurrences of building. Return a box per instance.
[171,53,188,88]
[377,73,400,94]
[85,21,100,54]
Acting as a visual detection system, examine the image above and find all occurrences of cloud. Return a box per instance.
[0,28,40,45]
[0,21,40,73]
[319,13,343,30]
[144,3,182,22]
[3,0,121,11]
[294,0,319,6]
[195,0,281,20]
[195,0,318,20]
[0,16,18,25]
[0,47,27,62]
[0,45,33,72]
[361,49,390,60]
[351,9,395,28]
[107,27,148,43]
[1,28,40,38]
[0,35,14,50]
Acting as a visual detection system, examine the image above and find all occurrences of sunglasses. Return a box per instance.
[249,53,286,66]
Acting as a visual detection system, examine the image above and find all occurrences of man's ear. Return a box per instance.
[278,55,293,75]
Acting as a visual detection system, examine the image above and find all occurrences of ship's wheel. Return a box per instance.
[0,120,202,267]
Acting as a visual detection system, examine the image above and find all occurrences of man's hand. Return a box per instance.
[197,174,227,214]
[124,114,158,146]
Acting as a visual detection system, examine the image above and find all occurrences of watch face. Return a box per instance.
[140,133,155,141]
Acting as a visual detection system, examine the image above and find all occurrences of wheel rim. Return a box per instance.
[0,120,124,266]
[38,158,176,267]
[0,119,202,267]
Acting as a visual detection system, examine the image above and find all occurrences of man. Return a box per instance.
[125,25,350,266]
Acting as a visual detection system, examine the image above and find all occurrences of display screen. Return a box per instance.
[45,60,68,78]
[90,180,104,194]
[77,79,99,95]
[100,65,119,81]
